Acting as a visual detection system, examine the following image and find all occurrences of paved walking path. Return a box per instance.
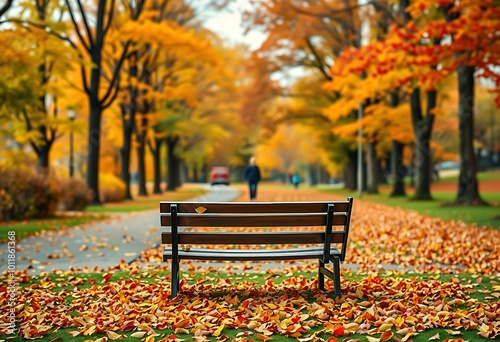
[1,185,240,275]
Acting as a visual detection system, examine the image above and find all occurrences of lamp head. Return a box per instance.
[67,109,76,120]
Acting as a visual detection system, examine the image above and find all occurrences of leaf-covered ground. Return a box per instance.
[1,187,499,341]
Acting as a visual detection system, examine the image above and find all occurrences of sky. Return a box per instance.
[202,0,267,51]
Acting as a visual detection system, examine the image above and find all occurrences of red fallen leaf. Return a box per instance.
[121,320,135,331]
[31,302,41,311]
[380,331,394,341]
[102,273,111,282]
[333,326,345,336]
[326,338,339,342]
[89,279,96,285]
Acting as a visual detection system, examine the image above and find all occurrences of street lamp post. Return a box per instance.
[68,109,76,177]
[357,102,363,198]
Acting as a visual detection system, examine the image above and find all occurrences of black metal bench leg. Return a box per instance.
[170,260,180,299]
[333,257,341,298]
[318,260,325,291]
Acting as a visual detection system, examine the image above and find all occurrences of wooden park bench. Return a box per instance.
[160,198,354,298]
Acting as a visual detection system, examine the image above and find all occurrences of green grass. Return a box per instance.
[85,187,208,213]
[2,270,497,341]
[318,170,500,229]
[0,214,108,242]
[438,169,500,182]
[334,189,500,229]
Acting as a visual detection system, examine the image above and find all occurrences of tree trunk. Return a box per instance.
[377,158,388,185]
[177,159,186,187]
[136,128,148,196]
[344,149,358,190]
[366,141,379,193]
[410,88,434,200]
[87,102,102,204]
[85,0,106,205]
[390,141,406,197]
[152,137,162,194]
[192,164,199,182]
[119,106,134,200]
[455,64,486,205]
[32,1,52,177]
[166,136,179,191]
[120,51,139,200]
[36,139,50,175]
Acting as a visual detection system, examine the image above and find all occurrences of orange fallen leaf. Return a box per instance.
[257,334,273,341]
[380,332,393,341]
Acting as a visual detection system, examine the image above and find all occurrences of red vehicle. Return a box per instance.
[209,166,230,185]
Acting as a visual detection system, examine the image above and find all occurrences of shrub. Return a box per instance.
[0,166,60,221]
[57,178,92,211]
[99,173,126,203]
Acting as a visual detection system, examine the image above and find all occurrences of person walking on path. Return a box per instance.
[291,172,301,189]
[244,156,261,201]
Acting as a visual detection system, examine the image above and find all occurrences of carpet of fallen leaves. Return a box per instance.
[1,186,500,341]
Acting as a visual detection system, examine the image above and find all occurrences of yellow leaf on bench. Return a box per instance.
[195,206,207,214]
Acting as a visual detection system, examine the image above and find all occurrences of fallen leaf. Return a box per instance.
[130,332,146,338]
[195,206,207,214]
[106,331,122,340]
[429,332,440,340]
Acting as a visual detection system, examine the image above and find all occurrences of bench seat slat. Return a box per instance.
[160,201,349,214]
[161,232,345,245]
[160,213,347,227]
[163,246,341,262]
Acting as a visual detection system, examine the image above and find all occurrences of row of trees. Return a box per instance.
[0,0,252,204]
[243,0,500,204]
[1,0,499,206]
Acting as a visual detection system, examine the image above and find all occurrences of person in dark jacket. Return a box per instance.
[244,156,261,201]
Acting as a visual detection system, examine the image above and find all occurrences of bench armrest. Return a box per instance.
[171,204,179,262]
[322,204,335,263]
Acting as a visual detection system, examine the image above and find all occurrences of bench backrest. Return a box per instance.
[160,198,353,261]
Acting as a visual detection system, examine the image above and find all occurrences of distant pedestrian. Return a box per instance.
[244,156,261,201]
[291,173,301,189]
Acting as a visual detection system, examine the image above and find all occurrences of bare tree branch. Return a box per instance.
[102,41,131,108]
[64,0,91,52]
[103,0,116,35]
[75,0,94,46]
[305,37,332,81]
[0,0,13,18]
